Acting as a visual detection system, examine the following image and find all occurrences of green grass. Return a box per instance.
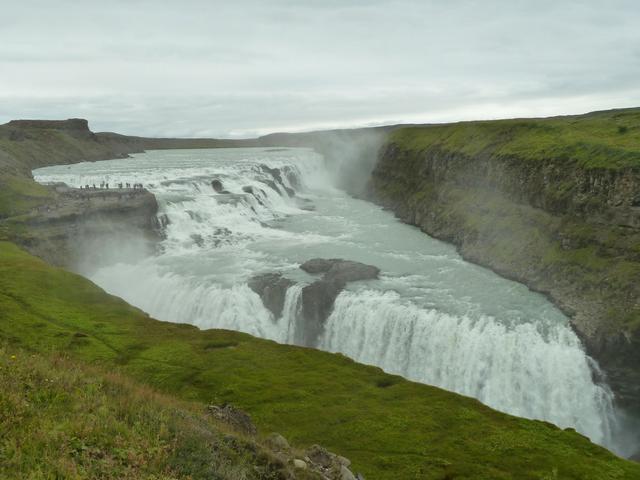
[392,108,640,169]
[1,241,639,479]
[0,174,54,219]
[0,344,323,480]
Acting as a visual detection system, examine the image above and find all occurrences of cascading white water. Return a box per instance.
[319,289,615,444]
[33,147,634,455]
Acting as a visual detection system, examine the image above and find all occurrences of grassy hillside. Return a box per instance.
[391,108,640,169]
[0,174,54,220]
[1,241,639,479]
[0,344,324,480]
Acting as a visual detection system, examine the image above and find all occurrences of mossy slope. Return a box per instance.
[0,344,323,480]
[1,241,639,479]
[391,107,640,169]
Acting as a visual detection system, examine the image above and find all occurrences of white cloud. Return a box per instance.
[1,0,639,137]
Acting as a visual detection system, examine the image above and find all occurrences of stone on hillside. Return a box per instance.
[340,465,357,480]
[306,444,334,468]
[265,432,290,452]
[293,459,308,470]
[207,404,257,435]
[337,455,351,467]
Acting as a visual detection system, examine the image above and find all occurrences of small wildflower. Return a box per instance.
[10,355,16,360]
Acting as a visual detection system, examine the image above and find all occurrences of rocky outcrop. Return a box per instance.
[205,406,364,479]
[11,185,160,269]
[300,258,380,282]
[208,403,257,435]
[249,259,379,346]
[299,259,379,345]
[367,141,640,412]
[260,165,296,197]
[248,273,294,318]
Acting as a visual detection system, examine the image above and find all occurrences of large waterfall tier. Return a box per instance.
[33,147,636,456]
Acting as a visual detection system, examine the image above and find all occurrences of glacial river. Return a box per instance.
[34,147,632,455]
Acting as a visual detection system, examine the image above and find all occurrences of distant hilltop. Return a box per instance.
[7,118,91,131]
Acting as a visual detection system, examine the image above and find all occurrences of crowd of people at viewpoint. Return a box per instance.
[79,182,144,190]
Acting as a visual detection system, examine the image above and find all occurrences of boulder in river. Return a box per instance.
[300,258,380,282]
[248,259,379,346]
[299,258,379,345]
[211,179,224,193]
[248,273,294,318]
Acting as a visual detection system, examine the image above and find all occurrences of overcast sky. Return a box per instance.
[1,0,639,137]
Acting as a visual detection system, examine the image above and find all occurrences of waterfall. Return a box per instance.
[92,262,282,341]
[280,284,303,344]
[318,289,617,447]
[33,146,636,456]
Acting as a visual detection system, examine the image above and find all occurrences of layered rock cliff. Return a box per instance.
[0,119,161,268]
[366,108,640,412]
[11,185,160,269]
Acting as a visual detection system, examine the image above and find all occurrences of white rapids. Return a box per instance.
[33,147,634,455]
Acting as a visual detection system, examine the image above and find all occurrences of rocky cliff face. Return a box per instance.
[9,185,160,269]
[367,141,640,412]
[0,119,163,268]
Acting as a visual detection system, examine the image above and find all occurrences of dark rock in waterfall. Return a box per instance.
[300,258,380,282]
[299,259,379,345]
[190,233,205,247]
[300,258,336,274]
[249,259,379,345]
[248,273,294,318]
[158,213,170,228]
[211,179,224,193]
[300,279,345,343]
[259,178,280,193]
[242,185,266,206]
[262,165,285,186]
[260,165,295,197]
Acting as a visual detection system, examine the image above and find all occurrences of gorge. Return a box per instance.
[32,142,639,458]
[3,114,640,478]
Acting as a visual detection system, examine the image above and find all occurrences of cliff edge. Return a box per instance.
[367,107,640,412]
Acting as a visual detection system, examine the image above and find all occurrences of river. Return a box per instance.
[33,147,630,455]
